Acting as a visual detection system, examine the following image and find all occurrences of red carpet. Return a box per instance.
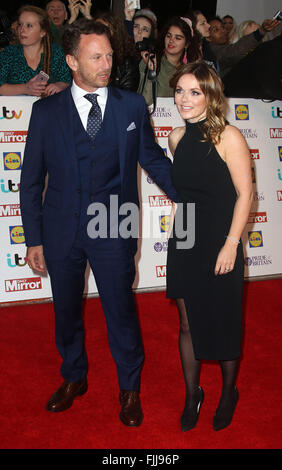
[0,279,281,450]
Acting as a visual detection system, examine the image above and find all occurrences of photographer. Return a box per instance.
[137,16,201,107]
[124,3,157,41]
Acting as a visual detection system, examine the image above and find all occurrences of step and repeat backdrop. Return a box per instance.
[0,96,281,303]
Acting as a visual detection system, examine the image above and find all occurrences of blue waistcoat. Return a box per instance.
[71,95,121,230]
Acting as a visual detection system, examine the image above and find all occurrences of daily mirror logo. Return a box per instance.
[269,128,282,138]
[0,131,27,143]
[0,204,21,217]
[5,277,42,292]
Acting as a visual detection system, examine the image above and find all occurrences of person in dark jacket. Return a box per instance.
[94,10,139,92]
[223,31,282,100]
[207,16,280,77]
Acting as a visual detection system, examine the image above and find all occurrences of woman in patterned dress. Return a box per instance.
[0,5,71,97]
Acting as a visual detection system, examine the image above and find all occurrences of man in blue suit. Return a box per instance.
[20,19,179,426]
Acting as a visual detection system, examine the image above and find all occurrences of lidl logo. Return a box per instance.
[235,104,249,120]
[3,152,22,170]
[159,215,170,232]
[278,146,282,161]
[248,231,263,248]
[9,225,25,244]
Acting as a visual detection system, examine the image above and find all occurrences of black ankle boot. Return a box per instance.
[181,386,204,432]
[213,386,239,431]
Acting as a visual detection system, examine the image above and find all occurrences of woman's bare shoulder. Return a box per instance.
[168,126,185,155]
[220,124,245,142]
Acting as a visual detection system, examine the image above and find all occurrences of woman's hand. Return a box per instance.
[124,0,136,21]
[214,239,238,275]
[140,51,157,70]
[79,0,92,19]
[68,0,80,24]
[25,75,47,96]
[167,202,177,239]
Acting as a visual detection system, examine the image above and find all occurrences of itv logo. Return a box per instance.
[6,253,28,267]
[272,106,282,118]
[0,106,22,120]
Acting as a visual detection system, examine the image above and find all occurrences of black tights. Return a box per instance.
[176,298,239,403]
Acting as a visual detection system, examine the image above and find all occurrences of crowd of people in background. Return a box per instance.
[0,0,281,100]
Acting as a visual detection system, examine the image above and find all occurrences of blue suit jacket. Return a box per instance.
[20,85,179,260]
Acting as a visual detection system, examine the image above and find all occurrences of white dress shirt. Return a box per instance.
[71,80,108,131]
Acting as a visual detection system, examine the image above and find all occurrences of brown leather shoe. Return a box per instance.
[119,390,143,427]
[46,379,87,412]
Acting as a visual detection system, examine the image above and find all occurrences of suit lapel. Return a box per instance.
[56,86,76,164]
[107,86,127,182]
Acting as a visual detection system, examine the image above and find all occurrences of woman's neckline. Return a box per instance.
[186,117,207,126]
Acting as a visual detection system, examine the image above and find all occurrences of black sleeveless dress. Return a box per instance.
[166,119,244,361]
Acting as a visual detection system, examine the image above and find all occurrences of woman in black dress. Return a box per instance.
[166,62,253,431]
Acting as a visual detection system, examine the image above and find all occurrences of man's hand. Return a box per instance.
[26,245,46,273]
[44,82,65,96]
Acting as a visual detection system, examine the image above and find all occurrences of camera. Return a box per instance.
[135,37,156,54]
[273,10,282,20]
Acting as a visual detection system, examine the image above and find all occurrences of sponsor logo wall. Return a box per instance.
[0,97,281,303]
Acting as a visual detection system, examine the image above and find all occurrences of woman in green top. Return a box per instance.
[0,5,71,97]
[138,16,201,106]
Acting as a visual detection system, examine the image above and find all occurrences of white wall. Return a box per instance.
[216,0,281,25]
[1,96,282,303]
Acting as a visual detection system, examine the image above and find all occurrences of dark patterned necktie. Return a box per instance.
[84,93,102,140]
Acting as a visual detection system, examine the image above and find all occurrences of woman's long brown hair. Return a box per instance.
[170,61,227,144]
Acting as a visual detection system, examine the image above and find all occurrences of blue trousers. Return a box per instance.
[45,227,144,391]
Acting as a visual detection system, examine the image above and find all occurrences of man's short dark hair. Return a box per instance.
[62,18,111,57]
